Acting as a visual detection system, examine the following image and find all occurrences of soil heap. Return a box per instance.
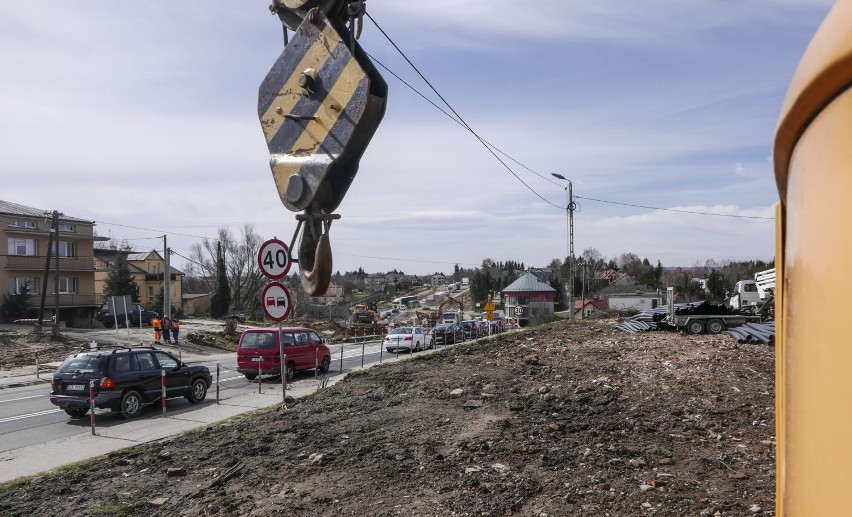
[0,320,775,516]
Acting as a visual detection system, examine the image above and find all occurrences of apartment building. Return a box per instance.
[2,200,107,326]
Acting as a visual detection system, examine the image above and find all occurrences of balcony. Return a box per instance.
[24,293,104,309]
[4,255,95,272]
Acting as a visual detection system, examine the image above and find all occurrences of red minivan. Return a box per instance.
[237,327,331,380]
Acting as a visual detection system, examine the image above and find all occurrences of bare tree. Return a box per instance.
[184,225,265,314]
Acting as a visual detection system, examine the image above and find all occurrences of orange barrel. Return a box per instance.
[774,1,852,514]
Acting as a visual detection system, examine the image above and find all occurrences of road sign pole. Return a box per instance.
[279,321,286,406]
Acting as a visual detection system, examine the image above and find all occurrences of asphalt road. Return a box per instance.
[0,339,425,455]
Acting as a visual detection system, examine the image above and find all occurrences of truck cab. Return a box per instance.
[729,280,761,310]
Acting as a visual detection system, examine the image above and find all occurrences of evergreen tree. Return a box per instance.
[1,283,32,322]
[103,251,140,302]
[210,242,231,318]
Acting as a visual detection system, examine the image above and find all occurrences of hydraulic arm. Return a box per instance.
[260,0,387,295]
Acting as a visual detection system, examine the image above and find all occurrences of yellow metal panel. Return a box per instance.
[774,0,852,204]
[774,202,785,517]
[258,22,342,142]
[782,88,852,514]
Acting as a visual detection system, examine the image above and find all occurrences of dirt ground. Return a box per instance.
[0,320,775,516]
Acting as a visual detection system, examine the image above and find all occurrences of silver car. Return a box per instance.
[383,326,427,353]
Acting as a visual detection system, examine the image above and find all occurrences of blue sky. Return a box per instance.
[0,1,834,275]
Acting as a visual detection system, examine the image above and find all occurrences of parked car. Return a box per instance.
[96,303,158,328]
[237,327,331,381]
[431,323,463,346]
[49,347,211,419]
[459,320,479,339]
[475,320,489,336]
[383,326,427,353]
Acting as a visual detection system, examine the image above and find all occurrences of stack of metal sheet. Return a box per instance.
[724,321,776,345]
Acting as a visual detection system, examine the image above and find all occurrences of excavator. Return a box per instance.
[259,0,387,297]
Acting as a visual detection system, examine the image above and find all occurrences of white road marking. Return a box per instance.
[0,409,62,424]
[0,395,44,404]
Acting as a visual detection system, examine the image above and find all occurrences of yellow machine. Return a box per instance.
[260,0,387,296]
[773,0,852,513]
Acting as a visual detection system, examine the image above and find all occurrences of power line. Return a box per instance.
[575,196,774,220]
[95,220,212,240]
[338,252,479,267]
[366,13,774,221]
[367,52,562,189]
[366,12,563,210]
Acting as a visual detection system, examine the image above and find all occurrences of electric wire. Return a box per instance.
[365,12,563,210]
[575,196,774,220]
[366,13,775,221]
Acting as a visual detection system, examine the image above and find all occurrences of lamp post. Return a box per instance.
[552,173,575,323]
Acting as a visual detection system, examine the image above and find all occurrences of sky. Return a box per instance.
[0,1,835,276]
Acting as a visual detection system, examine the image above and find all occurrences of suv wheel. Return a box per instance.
[121,390,143,419]
[64,407,89,418]
[319,355,331,373]
[286,362,296,381]
[244,373,257,381]
[187,378,207,404]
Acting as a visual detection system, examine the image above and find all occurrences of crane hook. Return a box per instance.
[290,212,339,296]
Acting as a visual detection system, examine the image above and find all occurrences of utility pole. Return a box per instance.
[163,235,171,321]
[36,211,59,333]
[51,211,62,338]
[552,173,575,323]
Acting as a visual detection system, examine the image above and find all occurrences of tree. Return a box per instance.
[706,270,731,302]
[103,251,140,302]
[1,284,32,322]
[185,225,264,314]
[210,242,231,318]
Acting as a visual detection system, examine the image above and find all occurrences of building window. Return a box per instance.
[147,286,154,303]
[9,277,38,295]
[7,238,36,256]
[51,241,76,258]
[58,224,76,233]
[58,277,77,294]
[8,220,36,229]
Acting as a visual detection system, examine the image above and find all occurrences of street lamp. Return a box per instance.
[552,173,575,323]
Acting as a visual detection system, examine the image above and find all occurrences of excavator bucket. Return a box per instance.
[258,8,387,214]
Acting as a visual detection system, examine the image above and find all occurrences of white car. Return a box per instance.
[383,326,427,353]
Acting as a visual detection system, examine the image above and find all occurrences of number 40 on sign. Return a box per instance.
[258,238,291,280]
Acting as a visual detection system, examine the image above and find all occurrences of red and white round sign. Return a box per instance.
[258,238,291,280]
[261,282,292,321]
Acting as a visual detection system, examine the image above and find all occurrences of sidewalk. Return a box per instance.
[0,372,345,483]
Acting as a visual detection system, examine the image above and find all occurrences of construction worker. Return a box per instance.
[171,317,180,344]
[162,316,171,343]
[152,315,162,344]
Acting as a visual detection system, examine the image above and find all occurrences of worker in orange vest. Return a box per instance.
[171,317,181,344]
[152,315,162,344]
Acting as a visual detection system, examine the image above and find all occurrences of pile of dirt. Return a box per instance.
[0,328,92,370]
[0,321,775,516]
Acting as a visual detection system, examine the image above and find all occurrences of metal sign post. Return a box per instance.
[279,321,287,407]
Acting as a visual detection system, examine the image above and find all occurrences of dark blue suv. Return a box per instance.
[50,347,211,419]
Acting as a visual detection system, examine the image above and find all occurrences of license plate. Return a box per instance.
[251,357,263,362]
[65,384,86,392]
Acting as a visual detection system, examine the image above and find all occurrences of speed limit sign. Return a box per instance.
[258,238,291,279]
